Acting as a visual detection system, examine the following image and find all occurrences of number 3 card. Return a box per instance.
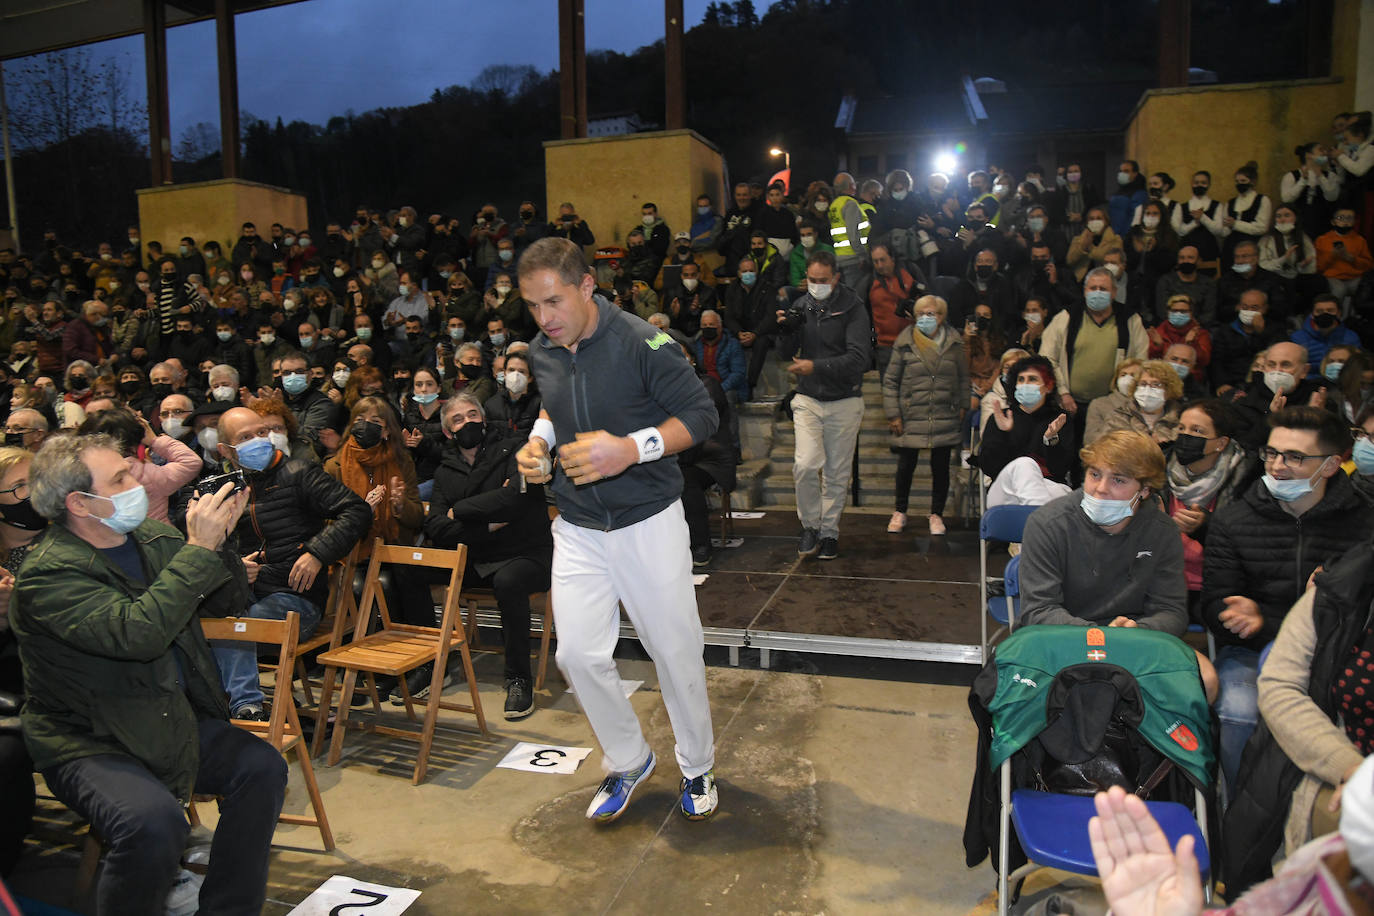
[496,742,594,775]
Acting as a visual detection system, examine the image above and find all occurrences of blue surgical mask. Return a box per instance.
[1354,438,1374,475]
[83,485,149,534]
[413,391,439,405]
[1081,490,1139,526]
[739,271,757,286]
[490,332,506,347]
[1167,311,1190,327]
[1262,457,1331,502]
[1324,361,1345,382]
[697,205,711,216]
[449,327,465,341]
[281,373,308,396]
[233,435,276,471]
[1013,383,1043,406]
[1084,290,1112,312]
[915,315,939,336]
[1170,362,1190,379]
[1026,217,1046,233]
[216,330,232,342]
[357,327,372,341]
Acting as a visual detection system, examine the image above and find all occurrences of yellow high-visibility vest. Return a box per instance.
[828,195,870,257]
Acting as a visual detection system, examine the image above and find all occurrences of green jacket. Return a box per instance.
[11,520,232,802]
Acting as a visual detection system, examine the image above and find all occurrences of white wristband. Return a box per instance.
[628,427,665,464]
[529,418,556,450]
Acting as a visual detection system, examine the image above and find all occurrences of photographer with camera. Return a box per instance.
[859,242,923,379]
[779,250,873,560]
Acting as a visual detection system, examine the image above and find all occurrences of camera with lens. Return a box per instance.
[194,469,247,498]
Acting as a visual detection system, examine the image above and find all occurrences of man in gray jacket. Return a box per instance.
[516,238,720,825]
[778,250,873,559]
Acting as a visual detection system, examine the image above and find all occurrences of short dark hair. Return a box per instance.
[642,202,657,211]
[806,250,838,273]
[517,237,591,287]
[1180,398,1238,439]
[1269,405,1352,455]
[1122,159,1140,173]
[1008,354,1056,390]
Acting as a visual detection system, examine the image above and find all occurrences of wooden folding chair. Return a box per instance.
[459,588,556,691]
[316,539,487,784]
[199,611,334,850]
[292,549,363,707]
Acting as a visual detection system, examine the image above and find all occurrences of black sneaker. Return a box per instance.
[231,703,269,722]
[389,663,451,705]
[504,677,534,720]
[691,545,712,567]
[797,527,821,557]
[816,537,839,560]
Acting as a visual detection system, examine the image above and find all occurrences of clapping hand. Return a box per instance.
[403,428,423,448]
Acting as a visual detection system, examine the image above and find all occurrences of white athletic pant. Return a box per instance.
[551,500,715,778]
[986,456,1073,508]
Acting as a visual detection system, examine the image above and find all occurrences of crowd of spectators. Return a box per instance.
[0,105,1370,910]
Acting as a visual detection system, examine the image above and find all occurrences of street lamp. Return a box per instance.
[769,147,790,171]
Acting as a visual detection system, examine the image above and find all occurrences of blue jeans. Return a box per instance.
[417,478,435,502]
[43,717,286,916]
[212,591,322,712]
[1215,644,1260,797]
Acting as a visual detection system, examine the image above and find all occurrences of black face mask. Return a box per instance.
[520,210,534,220]
[1176,262,1197,276]
[1235,183,1251,195]
[1334,225,1353,235]
[69,376,89,391]
[1314,312,1339,329]
[0,497,47,532]
[1031,259,1050,271]
[3,432,25,448]
[1148,187,1163,198]
[1191,186,1208,198]
[350,421,384,449]
[117,380,141,396]
[150,383,173,400]
[459,363,482,380]
[975,315,991,332]
[455,421,485,449]
[701,326,720,342]
[974,265,994,280]
[676,245,690,256]
[1172,433,1210,466]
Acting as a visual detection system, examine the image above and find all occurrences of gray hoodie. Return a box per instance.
[1018,489,1187,635]
[531,294,717,531]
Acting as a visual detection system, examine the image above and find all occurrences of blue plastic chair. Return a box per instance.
[978,504,1039,660]
[987,554,1020,627]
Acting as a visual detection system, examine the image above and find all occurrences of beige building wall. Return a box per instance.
[543,129,726,255]
[1123,0,1363,203]
[136,178,307,269]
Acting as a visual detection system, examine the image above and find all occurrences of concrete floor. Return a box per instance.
[12,645,1006,915]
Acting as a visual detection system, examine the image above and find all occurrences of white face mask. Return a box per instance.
[333,370,351,388]
[642,214,655,226]
[1117,375,1136,397]
[268,431,291,456]
[1238,309,1260,326]
[333,267,345,278]
[211,385,236,402]
[1087,219,1106,234]
[197,427,219,452]
[682,277,699,291]
[808,281,834,301]
[800,235,816,249]
[505,370,528,396]
[494,284,512,296]
[1264,370,1296,395]
[1142,215,1160,229]
[1104,262,1122,277]
[162,417,186,439]
[1134,385,1166,412]
[1023,312,1043,325]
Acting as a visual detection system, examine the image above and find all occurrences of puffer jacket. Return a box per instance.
[230,451,372,607]
[883,324,968,449]
[423,430,552,565]
[483,390,542,440]
[401,398,446,482]
[12,522,234,802]
[1200,470,1374,652]
[1083,390,1181,446]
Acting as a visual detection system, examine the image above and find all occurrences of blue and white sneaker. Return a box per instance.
[586,751,656,822]
[679,770,718,820]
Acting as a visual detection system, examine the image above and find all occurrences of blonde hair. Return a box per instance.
[1080,429,1166,491]
[1112,358,1144,388]
[912,295,948,351]
[1165,293,1193,311]
[1138,359,1184,402]
[0,446,32,481]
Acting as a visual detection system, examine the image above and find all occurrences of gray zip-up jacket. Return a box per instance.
[532,294,717,531]
[790,283,872,401]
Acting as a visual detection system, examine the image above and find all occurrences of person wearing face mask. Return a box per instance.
[61,300,114,369]
[212,406,371,719]
[717,181,764,275]
[482,352,541,439]
[1107,160,1148,237]
[1292,294,1361,379]
[1220,161,1274,266]
[1347,404,1374,504]
[658,230,715,294]
[384,269,431,345]
[231,220,275,276]
[250,400,316,466]
[1010,204,1069,273]
[1326,349,1374,424]
[467,204,509,289]
[378,206,425,277]
[1018,429,1189,636]
[363,248,399,303]
[547,201,596,248]
[1154,244,1219,325]
[60,359,97,411]
[80,408,201,524]
[664,262,719,338]
[1124,200,1180,294]
[1049,162,1099,237]
[1257,203,1321,317]
[1159,399,1253,618]
[1146,294,1212,376]
[1282,142,1342,239]
[976,354,1074,509]
[12,435,292,916]
[1129,171,1179,228]
[1201,408,1374,798]
[1218,237,1293,326]
[775,251,872,558]
[1171,170,1225,268]
[958,247,1015,331]
[1084,360,1183,449]
[754,183,800,259]
[278,352,338,457]
[421,392,553,720]
[1066,206,1121,282]
[882,294,965,536]
[452,342,496,405]
[788,224,836,287]
[1334,112,1374,239]
[1040,267,1149,463]
[398,367,446,489]
[690,310,748,455]
[1229,340,1329,448]
[1315,207,1374,308]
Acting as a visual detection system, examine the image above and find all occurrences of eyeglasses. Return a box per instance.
[159,409,191,419]
[0,480,30,500]
[1258,446,1332,469]
[3,426,36,436]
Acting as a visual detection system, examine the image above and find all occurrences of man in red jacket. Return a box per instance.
[62,300,115,369]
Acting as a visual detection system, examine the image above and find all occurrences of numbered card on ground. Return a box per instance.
[286,875,420,915]
[497,742,594,775]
